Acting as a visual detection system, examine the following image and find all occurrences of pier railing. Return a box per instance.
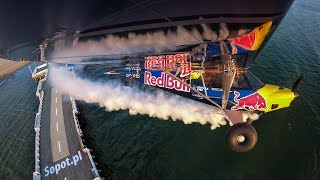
[33,69,47,180]
[85,148,101,178]
[70,96,101,180]
[70,97,83,137]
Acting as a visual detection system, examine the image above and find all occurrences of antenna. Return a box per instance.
[80,0,152,32]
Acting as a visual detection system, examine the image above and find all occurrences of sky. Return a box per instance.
[0,0,139,48]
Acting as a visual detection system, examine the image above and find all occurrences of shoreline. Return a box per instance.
[0,58,31,81]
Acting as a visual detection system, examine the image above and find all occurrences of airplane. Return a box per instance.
[30,1,299,153]
[117,21,302,152]
[122,52,302,152]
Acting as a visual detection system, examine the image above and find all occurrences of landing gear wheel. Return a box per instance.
[226,123,258,152]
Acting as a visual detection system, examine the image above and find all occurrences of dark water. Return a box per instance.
[0,0,320,179]
[0,63,41,179]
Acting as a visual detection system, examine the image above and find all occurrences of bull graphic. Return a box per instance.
[231,91,267,110]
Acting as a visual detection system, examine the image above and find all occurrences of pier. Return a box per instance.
[32,64,101,180]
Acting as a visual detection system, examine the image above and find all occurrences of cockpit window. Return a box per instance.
[232,71,264,90]
[200,67,264,90]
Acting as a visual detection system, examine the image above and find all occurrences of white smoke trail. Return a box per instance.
[218,23,230,40]
[51,24,232,61]
[201,24,218,41]
[49,66,259,130]
[52,27,203,59]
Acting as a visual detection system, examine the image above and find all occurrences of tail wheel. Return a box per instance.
[124,80,129,86]
[226,123,258,152]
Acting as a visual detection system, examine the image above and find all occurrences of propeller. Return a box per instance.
[291,75,303,92]
[291,75,303,98]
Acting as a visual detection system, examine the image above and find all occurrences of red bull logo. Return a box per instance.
[231,91,267,110]
[231,21,272,51]
[232,31,256,50]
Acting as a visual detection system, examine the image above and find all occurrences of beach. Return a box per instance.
[0,58,30,80]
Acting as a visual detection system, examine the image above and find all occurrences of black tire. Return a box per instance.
[226,123,258,152]
[124,80,129,86]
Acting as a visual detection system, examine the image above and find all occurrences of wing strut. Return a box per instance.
[219,41,237,109]
[166,70,246,125]
[165,70,222,109]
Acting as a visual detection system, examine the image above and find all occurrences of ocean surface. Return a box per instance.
[0,0,320,179]
[0,62,41,179]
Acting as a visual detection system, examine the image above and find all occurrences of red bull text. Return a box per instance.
[144,71,190,92]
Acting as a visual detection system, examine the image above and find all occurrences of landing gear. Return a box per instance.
[226,123,258,152]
